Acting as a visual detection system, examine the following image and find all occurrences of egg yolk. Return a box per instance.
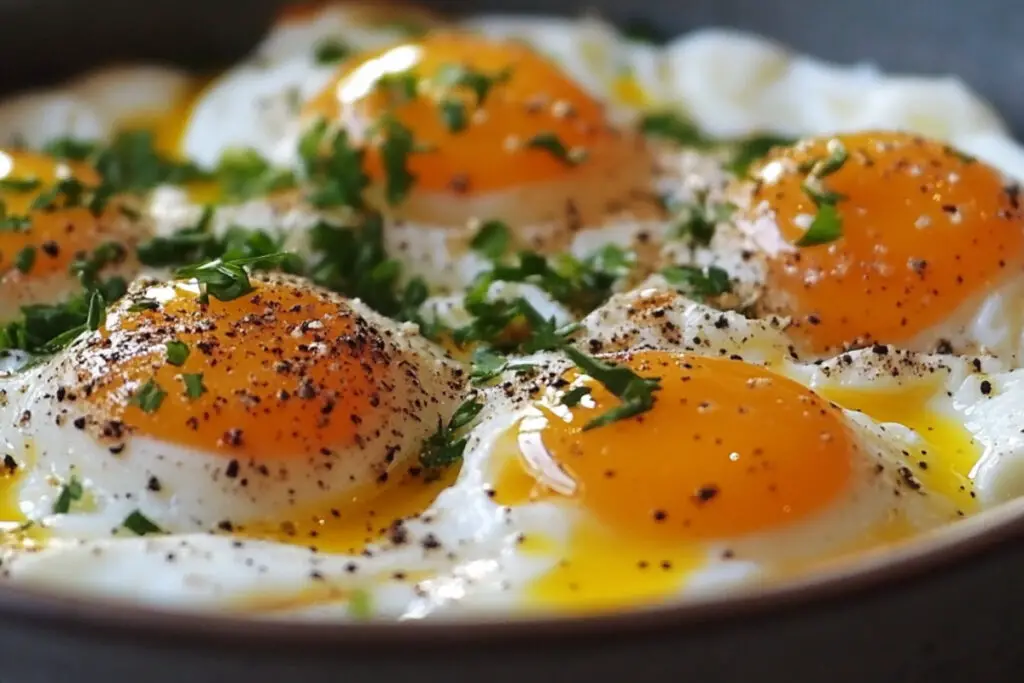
[739,131,1024,354]
[508,351,856,541]
[0,150,115,284]
[303,33,625,195]
[81,279,388,461]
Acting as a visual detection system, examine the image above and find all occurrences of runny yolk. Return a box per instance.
[0,150,111,283]
[739,131,1024,354]
[507,350,856,541]
[303,33,622,195]
[82,279,386,460]
[815,380,979,513]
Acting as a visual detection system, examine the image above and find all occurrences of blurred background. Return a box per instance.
[0,0,1021,133]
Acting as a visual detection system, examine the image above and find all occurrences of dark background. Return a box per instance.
[0,0,1022,134]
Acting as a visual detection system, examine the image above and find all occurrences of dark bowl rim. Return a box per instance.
[2,495,1024,650]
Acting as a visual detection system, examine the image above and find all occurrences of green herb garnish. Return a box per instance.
[796,138,848,246]
[14,245,35,273]
[419,399,484,469]
[0,177,41,193]
[795,203,843,247]
[375,115,418,205]
[182,373,206,399]
[215,148,296,201]
[439,98,467,133]
[470,220,510,260]
[524,132,585,165]
[561,347,661,431]
[661,265,732,299]
[433,64,511,106]
[165,340,190,366]
[298,119,369,209]
[130,379,167,414]
[52,475,83,514]
[639,111,708,148]
[727,134,796,177]
[560,385,592,407]
[121,510,164,536]
[313,37,352,64]
[173,253,289,303]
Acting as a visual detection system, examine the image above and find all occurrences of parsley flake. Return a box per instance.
[122,510,164,536]
[130,379,167,414]
[313,37,351,64]
[165,340,190,366]
[524,132,586,165]
[661,265,732,299]
[439,98,468,133]
[14,245,35,273]
[470,220,510,260]
[182,373,206,399]
[433,64,511,106]
[375,115,418,205]
[419,399,484,469]
[561,347,661,430]
[560,385,592,407]
[52,475,84,514]
[795,203,843,247]
[0,177,42,193]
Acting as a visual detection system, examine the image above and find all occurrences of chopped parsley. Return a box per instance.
[313,37,351,64]
[795,203,843,247]
[524,132,586,165]
[122,510,164,536]
[375,115,418,205]
[561,346,661,430]
[298,119,368,209]
[44,131,209,195]
[85,290,106,331]
[419,398,484,469]
[796,138,848,246]
[469,220,510,260]
[165,340,190,366]
[52,475,84,514]
[0,177,42,193]
[661,264,732,299]
[376,70,420,105]
[672,199,735,246]
[130,379,167,414]
[215,148,296,202]
[560,385,592,407]
[639,111,709,148]
[727,134,796,177]
[0,277,124,354]
[14,245,35,273]
[433,64,511,106]
[173,252,289,303]
[439,98,467,133]
[182,373,206,399]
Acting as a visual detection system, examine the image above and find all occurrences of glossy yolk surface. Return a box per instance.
[81,280,387,460]
[0,150,111,283]
[303,33,620,194]
[741,131,1024,354]
[506,350,856,542]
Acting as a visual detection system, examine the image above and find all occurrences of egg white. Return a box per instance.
[0,274,465,537]
[0,66,193,148]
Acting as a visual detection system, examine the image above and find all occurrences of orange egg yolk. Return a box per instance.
[82,279,387,461]
[511,351,856,541]
[303,33,621,195]
[740,131,1024,354]
[0,150,114,284]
